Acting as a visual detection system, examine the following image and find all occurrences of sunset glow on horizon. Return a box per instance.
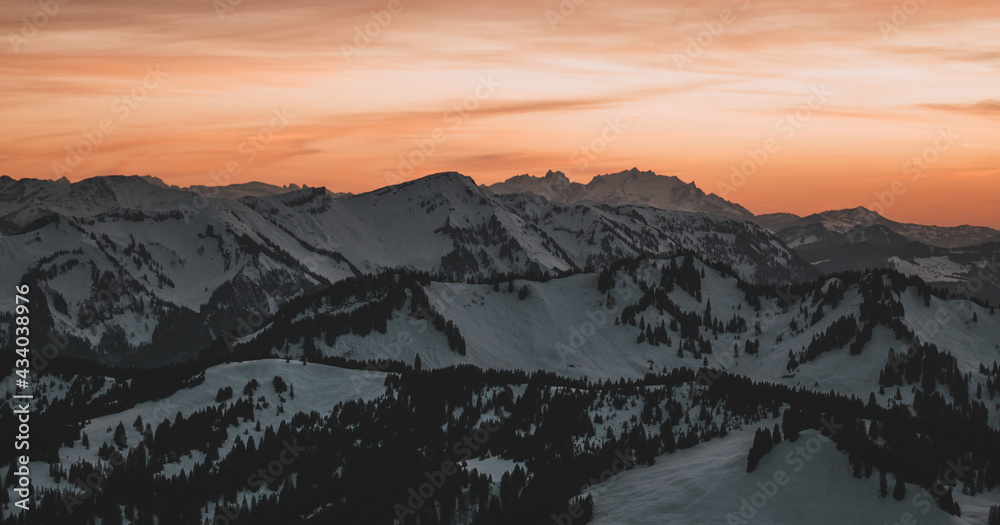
[2,0,998,227]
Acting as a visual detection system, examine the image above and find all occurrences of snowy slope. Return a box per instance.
[587,428,977,525]
[243,172,814,283]
[272,258,1000,427]
[890,256,969,283]
[28,360,387,496]
[0,172,816,364]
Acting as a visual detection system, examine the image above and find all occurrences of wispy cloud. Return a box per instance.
[1,0,999,226]
[921,100,1000,119]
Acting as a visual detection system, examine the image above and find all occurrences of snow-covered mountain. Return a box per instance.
[0,175,193,233]
[488,168,755,221]
[8,254,996,523]
[250,171,812,282]
[0,172,815,363]
[755,207,1000,249]
[237,255,1000,406]
[768,220,1000,305]
[487,173,999,301]
[3,173,999,524]
[0,175,313,234]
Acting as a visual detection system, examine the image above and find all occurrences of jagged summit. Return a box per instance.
[591,167,665,182]
[489,168,753,220]
[137,174,171,188]
[543,169,570,181]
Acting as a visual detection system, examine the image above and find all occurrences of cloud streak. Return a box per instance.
[1,0,998,226]
[921,100,1000,119]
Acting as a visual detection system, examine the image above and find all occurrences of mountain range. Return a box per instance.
[487,170,1000,304]
[0,171,814,364]
[3,171,997,359]
[2,170,1000,524]
[755,207,1000,249]
[487,169,999,250]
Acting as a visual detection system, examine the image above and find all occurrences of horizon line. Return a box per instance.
[3,170,997,230]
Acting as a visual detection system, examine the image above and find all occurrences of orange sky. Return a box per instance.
[2,0,998,227]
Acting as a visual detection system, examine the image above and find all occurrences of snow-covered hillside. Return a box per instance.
[0,173,815,362]
[245,171,812,283]
[588,428,983,525]
[238,256,1000,430]
[3,173,999,525]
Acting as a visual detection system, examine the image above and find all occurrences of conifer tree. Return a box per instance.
[114,422,128,448]
[746,427,773,472]
[893,476,906,500]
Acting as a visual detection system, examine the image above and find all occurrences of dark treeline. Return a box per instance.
[2,253,997,523]
[707,370,1000,518]
[7,358,998,523]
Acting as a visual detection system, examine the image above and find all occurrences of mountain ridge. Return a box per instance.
[487,167,755,221]
[0,171,816,364]
[755,206,1000,249]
